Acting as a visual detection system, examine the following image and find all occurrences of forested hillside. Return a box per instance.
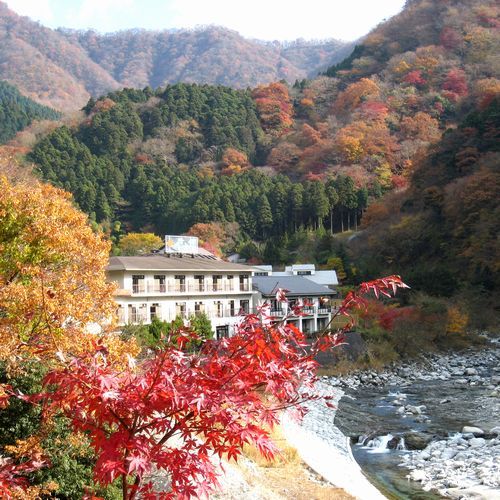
[265,0,499,188]
[60,27,352,90]
[29,83,372,243]
[27,0,499,236]
[0,1,350,110]
[0,81,60,143]
[354,96,499,299]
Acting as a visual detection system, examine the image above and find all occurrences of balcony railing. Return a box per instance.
[130,280,252,295]
[269,309,285,317]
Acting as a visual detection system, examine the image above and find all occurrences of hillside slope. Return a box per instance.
[0,80,60,143]
[60,27,352,91]
[0,2,120,110]
[25,0,499,240]
[353,96,499,301]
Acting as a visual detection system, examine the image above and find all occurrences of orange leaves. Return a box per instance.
[333,78,380,116]
[221,148,249,176]
[472,78,500,109]
[0,175,129,363]
[400,112,441,142]
[446,305,468,335]
[252,82,293,136]
[334,120,397,166]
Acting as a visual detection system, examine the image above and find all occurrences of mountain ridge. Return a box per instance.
[0,1,352,110]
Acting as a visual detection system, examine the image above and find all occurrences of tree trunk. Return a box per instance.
[341,209,344,232]
[354,210,358,231]
[330,210,333,235]
[347,211,351,231]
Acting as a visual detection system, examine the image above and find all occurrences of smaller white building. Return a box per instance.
[252,269,339,334]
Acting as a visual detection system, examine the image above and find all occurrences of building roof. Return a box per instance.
[253,276,337,297]
[307,270,339,286]
[107,255,256,273]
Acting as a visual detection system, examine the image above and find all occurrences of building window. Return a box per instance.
[229,300,235,316]
[194,275,205,292]
[174,275,186,292]
[215,301,223,317]
[270,299,283,315]
[132,275,145,294]
[175,302,186,318]
[150,303,160,320]
[216,325,229,340]
[227,275,234,291]
[239,274,249,291]
[212,275,222,291]
[254,272,268,276]
[129,303,147,323]
[194,301,205,316]
[240,300,249,314]
[153,275,166,293]
[297,270,312,275]
[117,305,125,324]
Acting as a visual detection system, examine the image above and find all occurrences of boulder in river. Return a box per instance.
[404,432,434,450]
[462,426,484,436]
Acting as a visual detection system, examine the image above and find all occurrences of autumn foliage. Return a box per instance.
[252,83,294,135]
[0,176,118,361]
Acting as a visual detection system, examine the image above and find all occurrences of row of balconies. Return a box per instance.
[130,282,251,295]
[268,306,333,317]
[121,305,334,325]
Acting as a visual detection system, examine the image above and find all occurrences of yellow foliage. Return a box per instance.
[446,306,469,335]
[0,175,135,363]
[394,60,411,74]
[118,232,163,255]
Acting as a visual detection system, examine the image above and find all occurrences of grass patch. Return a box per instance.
[241,426,299,468]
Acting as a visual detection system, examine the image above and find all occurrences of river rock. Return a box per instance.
[405,432,433,450]
[410,469,427,482]
[489,426,500,435]
[441,448,458,460]
[464,367,478,376]
[469,438,486,448]
[462,426,484,436]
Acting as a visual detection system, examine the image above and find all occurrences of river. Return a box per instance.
[333,340,500,498]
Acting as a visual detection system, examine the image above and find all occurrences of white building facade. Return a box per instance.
[107,254,256,338]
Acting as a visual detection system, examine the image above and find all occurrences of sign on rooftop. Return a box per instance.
[164,235,199,253]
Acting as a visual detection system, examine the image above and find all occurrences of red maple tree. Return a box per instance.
[2,276,408,499]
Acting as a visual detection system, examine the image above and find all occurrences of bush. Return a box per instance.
[0,362,121,499]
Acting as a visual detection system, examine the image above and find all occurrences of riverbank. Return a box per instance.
[332,337,500,499]
[281,381,385,500]
[277,336,499,499]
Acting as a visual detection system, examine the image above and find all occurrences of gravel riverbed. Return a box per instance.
[322,336,500,499]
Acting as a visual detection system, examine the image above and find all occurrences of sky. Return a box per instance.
[5,0,405,41]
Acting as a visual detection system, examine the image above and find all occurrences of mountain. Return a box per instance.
[0,1,351,110]
[0,2,121,110]
[60,28,353,91]
[0,80,60,143]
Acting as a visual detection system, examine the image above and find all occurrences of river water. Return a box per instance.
[333,345,500,499]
